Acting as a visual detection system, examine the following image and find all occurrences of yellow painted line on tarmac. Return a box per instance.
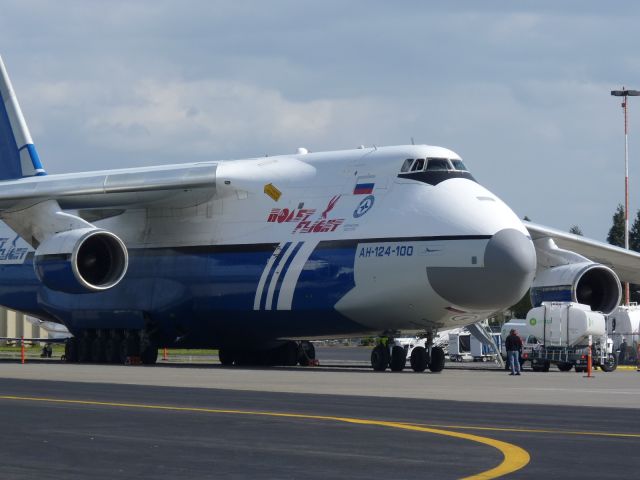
[408,422,640,439]
[0,394,528,480]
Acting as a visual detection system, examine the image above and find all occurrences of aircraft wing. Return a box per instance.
[0,163,218,211]
[525,221,640,284]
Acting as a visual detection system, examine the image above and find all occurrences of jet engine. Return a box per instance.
[33,228,128,293]
[530,262,621,315]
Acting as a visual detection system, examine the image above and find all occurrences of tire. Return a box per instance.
[139,330,158,365]
[575,366,586,373]
[218,348,235,366]
[106,334,123,364]
[140,344,158,365]
[600,353,617,372]
[64,338,78,363]
[123,331,140,359]
[410,346,428,372]
[371,344,390,371]
[279,341,299,366]
[390,345,407,372]
[557,362,573,372]
[298,341,316,366]
[91,335,107,363]
[429,346,445,372]
[78,333,94,363]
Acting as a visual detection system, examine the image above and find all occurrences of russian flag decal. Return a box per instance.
[353,177,376,195]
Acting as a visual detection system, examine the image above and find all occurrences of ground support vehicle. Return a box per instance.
[529,342,616,372]
[502,302,616,372]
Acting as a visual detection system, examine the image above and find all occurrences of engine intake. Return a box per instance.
[530,262,621,315]
[34,228,128,293]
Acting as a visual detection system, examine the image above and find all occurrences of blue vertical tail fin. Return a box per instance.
[0,55,46,181]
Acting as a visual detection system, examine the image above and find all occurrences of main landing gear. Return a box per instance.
[217,340,317,367]
[65,328,159,365]
[370,337,445,373]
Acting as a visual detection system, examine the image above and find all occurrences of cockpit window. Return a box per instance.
[426,158,451,171]
[400,158,414,172]
[397,154,476,185]
[451,159,468,171]
[411,158,425,171]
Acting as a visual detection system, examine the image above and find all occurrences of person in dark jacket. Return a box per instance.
[505,329,523,375]
[619,338,628,365]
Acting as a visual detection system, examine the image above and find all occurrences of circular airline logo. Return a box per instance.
[529,318,537,326]
[353,195,375,218]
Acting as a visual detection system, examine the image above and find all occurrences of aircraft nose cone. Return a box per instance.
[427,228,537,311]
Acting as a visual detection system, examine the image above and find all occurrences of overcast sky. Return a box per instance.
[1,1,640,241]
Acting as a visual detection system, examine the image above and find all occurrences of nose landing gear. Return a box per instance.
[370,332,446,373]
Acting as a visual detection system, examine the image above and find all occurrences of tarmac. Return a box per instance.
[0,347,638,479]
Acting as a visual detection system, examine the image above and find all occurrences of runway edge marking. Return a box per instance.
[0,394,529,479]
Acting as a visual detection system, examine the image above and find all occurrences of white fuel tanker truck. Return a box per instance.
[501,302,616,372]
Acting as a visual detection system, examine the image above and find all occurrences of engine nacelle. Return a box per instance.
[34,228,128,293]
[530,262,621,315]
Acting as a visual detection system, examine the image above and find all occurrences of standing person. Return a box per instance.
[505,329,523,376]
[619,337,627,365]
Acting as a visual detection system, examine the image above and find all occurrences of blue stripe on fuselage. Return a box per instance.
[0,241,363,342]
[271,241,304,309]
[259,241,292,310]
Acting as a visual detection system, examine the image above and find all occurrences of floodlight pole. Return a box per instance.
[611,87,640,305]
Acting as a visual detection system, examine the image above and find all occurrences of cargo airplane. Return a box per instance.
[1,55,639,371]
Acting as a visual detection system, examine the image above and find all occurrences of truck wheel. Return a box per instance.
[390,345,406,371]
[575,366,586,373]
[429,347,445,372]
[371,344,390,371]
[410,346,428,372]
[557,362,572,372]
[600,353,617,372]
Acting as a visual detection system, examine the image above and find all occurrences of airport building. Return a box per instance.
[0,308,48,340]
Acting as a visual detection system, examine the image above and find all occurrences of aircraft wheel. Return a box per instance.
[123,330,140,360]
[298,341,316,366]
[218,348,235,366]
[78,332,94,363]
[429,346,445,372]
[280,341,299,366]
[140,343,158,365]
[371,344,390,371]
[389,345,406,372]
[557,362,573,372]
[91,335,107,363]
[410,346,428,372]
[139,329,158,365]
[65,338,78,363]
[106,334,123,364]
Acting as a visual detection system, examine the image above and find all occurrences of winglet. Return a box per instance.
[0,55,46,180]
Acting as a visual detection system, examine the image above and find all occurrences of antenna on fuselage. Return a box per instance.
[411,137,415,145]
